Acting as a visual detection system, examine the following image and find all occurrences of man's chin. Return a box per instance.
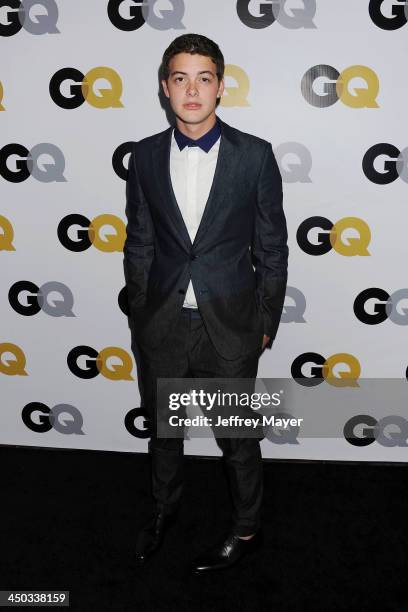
[175,109,211,124]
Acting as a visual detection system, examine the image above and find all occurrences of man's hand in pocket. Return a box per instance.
[262,334,270,350]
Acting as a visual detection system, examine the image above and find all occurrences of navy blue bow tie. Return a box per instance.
[184,138,200,148]
[174,116,221,153]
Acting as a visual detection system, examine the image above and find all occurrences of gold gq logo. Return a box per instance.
[301,65,380,108]
[297,217,371,256]
[0,216,15,250]
[58,214,126,252]
[221,65,250,107]
[292,352,361,387]
[49,67,123,109]
[0,343,27,376]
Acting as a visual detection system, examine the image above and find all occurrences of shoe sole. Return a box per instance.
[192,540,263,574]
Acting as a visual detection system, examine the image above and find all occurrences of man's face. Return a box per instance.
[161,52,224,125]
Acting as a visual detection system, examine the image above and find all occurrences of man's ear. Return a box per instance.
[217,78,225,98]
[161,79,170,99]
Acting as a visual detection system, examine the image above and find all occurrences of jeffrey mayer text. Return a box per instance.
[168,415,304,428]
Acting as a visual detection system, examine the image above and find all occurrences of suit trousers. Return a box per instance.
[137,306,264,537]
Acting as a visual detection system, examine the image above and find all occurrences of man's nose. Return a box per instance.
[186,82,198,96]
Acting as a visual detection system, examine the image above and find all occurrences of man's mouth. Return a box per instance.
[183,103,202,109]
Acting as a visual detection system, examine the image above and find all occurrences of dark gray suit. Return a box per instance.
[124,117,288,360]
[123,117,288,536]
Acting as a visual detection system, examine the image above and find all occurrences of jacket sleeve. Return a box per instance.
[251,142,288,348]
[123,144,155,317]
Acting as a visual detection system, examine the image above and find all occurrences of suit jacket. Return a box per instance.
[123,116,288,360]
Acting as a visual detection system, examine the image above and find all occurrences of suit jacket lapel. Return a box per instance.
[194,119,242,248]
[153,126,192,250]
[152,118,242,251]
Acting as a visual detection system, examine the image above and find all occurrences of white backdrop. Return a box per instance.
[1,0,407,461]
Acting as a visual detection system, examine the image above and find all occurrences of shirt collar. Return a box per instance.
[173,115,221,153]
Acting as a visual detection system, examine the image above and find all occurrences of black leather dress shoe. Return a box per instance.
[135,511,177,566]
[192,529,263,574]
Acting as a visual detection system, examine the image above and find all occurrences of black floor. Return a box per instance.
[1,446,407,611]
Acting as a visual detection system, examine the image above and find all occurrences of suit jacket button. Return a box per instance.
[178,289,185,294]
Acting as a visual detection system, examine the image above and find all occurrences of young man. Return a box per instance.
[123,33,288,573]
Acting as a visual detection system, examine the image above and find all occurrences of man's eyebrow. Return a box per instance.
[169,70,215,77]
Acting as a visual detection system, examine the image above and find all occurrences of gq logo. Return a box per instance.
[301,65,379,108]
[22,403,84,435]
[262,412,301,445]
[221,65,251,108]
[0,215,15,250]
[369,0,408,30]
[291,353,361,387]
[0,0,59,36]
[49,67,123,109]
[236,0,317,29]
[67,346,134,380]
[362,144,408,184]
[0,143,66,182]
[58,214,125,252]
[114,142,135,180]
[344,415,408,447]
[296,217,371,256]
[0,81,5,110]
[118,286,130,317]
[354,288,408,325]
[124,407,151,439]
[8,281,75,317]
[0,343,28,376]
[107,0,185,31]
[275,142,312,184]
[281,287,307,323]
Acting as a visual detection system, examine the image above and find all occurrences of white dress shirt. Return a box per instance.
[169,130,221,309]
